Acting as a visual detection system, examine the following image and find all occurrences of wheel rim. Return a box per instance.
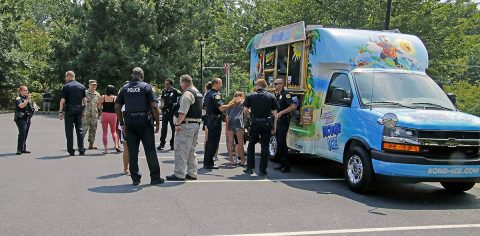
[269,136,277,157]
[347,155,363,184]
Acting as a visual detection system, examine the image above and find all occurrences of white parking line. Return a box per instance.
[215,224,480,236]
[176,178,344,183]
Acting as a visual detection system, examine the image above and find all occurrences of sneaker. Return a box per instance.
[274,165,283,171]
[166,174,185,181]
[243,168,253,174]
[185,174,197,180]
[150,178,165,185]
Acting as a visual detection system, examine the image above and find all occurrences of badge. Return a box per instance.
[16,97,20,100]
[279,95,282,99]
[214,94,221,99]
[170,93,173,97]
[286,94,291,99]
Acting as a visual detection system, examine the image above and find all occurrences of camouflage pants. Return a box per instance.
[82,116,98,144]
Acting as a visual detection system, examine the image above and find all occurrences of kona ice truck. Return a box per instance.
[247,22,480,193]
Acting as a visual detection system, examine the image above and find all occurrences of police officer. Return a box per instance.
[243,79,278,176]
[14,85,35,155]
[203,78,239,169]
[83,80,101,150]
[59,71,87,156]
[115,67,164,186]
[273,78,297,172]
[158,78,182,151]
[166,74,203,181]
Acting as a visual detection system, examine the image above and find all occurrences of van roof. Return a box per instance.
[248,27,429,72]
[310,28,429,72]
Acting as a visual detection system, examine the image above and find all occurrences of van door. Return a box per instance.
[316,72,354,162]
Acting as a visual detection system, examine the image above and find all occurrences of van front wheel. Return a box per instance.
[440,182,475,193]
[345,146,375,193]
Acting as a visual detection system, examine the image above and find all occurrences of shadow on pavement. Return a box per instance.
[150,181,185,188]
[0,153,18,158]
[281,154,480,211]
[161,160,175,164]
[88,184,143,193]
[97,173,125,179]
[198,168,224,177]
[37,155,69,160]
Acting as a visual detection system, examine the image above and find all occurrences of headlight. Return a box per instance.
[384,127,417,139]
[382,127,420,153]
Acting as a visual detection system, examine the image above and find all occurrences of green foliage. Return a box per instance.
[445,80,480,116]
[0,0,479,111]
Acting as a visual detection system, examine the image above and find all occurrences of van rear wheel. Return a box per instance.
[268,136,280,162]
[440,182,475,193]
[344,146,376,193]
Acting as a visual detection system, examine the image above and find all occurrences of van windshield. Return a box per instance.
[354,72,455,110]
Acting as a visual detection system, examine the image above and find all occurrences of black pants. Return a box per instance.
[247,123,272,172]
[277,117,290,168]
[15,118,31,152]
[204,115,221,167]
[160,112,175,147]
[64,111,84,153]
[126,120,161,182]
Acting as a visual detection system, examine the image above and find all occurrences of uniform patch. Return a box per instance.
[286,94,291,98]
[16,97,21,100]
[214,94,221,99]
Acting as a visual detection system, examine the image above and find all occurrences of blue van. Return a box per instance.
[247,22,480,193]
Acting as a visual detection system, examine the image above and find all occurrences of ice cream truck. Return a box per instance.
[247,22,480,193]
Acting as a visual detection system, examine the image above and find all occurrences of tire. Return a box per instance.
[268,135,280,162]
[344,146,376,193]
[440,182,475,193]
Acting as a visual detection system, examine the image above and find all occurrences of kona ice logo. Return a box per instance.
[322,112,342,151]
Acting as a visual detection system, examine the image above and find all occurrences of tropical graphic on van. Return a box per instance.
[350,35,421,71]
[290,29,323,138]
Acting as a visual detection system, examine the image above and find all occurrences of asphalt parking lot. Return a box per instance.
[0,113,479,236]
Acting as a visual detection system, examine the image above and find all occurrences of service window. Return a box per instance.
[261,42,304,88]
[325,73,353,106]
[287,42,303,88]
[273,43,303,89]
[263,47,276,85]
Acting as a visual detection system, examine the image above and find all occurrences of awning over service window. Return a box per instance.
[255,21,306,50]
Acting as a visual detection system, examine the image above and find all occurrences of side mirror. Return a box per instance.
[447,93,456,106]
[332,88,351,105]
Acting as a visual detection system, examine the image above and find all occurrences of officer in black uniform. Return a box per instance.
[158,78,182,151]
[273,78,297,173]
[243,79,278,176]
[203,78,239,169]
[59,71,87,156]
[115,67,164,186]
[14,85,35,155]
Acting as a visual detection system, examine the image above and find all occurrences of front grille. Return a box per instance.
[420,146,479,160]
[417,130,480,139]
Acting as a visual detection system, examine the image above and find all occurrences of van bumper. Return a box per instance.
[371,150,480,183]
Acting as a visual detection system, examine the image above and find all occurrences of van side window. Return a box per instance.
[325,73,352,106]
